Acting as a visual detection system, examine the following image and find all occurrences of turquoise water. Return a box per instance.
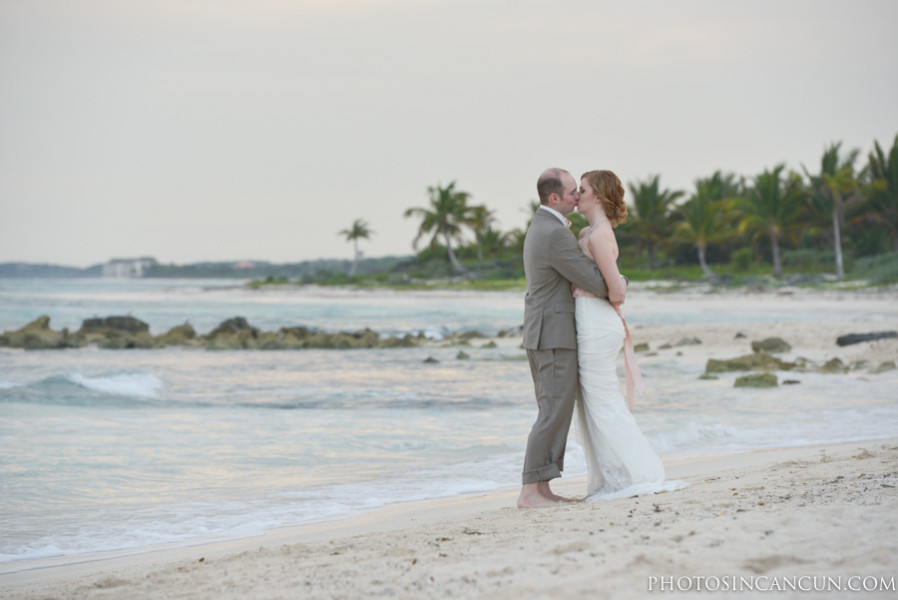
[1,279,896,570]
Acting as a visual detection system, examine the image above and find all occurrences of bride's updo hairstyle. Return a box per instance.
[582,170,628,227]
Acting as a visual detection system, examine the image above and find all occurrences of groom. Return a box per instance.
[518,168,610,508]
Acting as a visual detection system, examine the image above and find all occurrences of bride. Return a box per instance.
[573,170,685,500]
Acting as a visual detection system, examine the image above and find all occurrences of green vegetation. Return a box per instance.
[250,132,898,291]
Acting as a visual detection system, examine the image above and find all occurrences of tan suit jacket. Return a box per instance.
[522,209,609,350]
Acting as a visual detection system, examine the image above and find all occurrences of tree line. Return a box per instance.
[340,133,897,282]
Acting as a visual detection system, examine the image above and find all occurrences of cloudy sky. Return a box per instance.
[1,0,896,267]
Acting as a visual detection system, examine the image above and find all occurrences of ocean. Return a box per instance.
[1,278,896,571]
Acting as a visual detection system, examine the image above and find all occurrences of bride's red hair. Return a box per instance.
[582,170,628,226]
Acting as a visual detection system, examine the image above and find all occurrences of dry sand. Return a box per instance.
[3,287,898,599]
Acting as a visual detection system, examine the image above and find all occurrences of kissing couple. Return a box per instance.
[518,168,684,508]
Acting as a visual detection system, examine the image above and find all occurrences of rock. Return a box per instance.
[735,332,747,339]
[698,374,719,380]
[497,325,523,338]
[81,316,149,334]
[205,317,260,350]
[751,337,791,354]
[836,331,898,346]
[849,360,870,371]
[658,343,673,350]
[782,379,801,385]
[706,352,795,373]
[646,352,659,357]
[456,351,470,360]
[734,373,778,388]
[379,334,418,348]
[155,323,198,347]
[456,330,485,341]
[674,337,702,347]
[634,342,650,353]
[792,357,817,372]
[423,356,439,363]
[481,341,497,349]
[819,358,848,374]
[0,315,67,349]
[74,316,154,349]
[870,361,896,374]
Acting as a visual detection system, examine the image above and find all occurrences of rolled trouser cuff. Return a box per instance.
[522,463,561,484]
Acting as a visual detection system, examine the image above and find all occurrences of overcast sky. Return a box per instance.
[1,0,896,267]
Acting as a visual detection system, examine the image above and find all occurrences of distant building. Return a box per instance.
[102,257,158,278]
[233,260,257,269]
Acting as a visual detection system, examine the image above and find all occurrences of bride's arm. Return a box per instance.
[586,227,626,305]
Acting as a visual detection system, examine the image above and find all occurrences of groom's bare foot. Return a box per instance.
[517,482,557,508]
[539,481,579,503]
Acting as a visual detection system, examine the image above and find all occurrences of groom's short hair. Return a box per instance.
[537,168,568,205]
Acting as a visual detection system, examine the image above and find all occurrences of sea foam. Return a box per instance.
[67,373,164,399]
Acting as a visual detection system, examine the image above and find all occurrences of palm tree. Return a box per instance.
[627,175,684,269]
[865,133,898,251]
[337,219,373,276]
[478,225,510,259]
[803,142,860,279]
[463,205,495,262]
[404,181,470,274]
[738,164,806,278]
[675,171,740,279]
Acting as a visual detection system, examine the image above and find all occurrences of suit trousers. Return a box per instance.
[522,347,579,484]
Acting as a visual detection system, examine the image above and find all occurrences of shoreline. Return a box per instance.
[5,438,897,599]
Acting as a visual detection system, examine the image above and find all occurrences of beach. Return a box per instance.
[4,439,897,599]
[2,282,898,598]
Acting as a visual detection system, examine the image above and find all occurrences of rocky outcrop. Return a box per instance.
[734,373,778,388]
[871,361,897,374]
[706,352,796,373]
[751,337,791,354]
[0,316,67,349]
[71,316,155,349]
[205,317,260,350]
[0,315,421,351]
[156,324,200,347]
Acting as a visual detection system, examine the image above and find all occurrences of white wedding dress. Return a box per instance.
[574,296,686,500]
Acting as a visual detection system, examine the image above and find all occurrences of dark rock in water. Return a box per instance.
[836,331,898,346]
[706,352,795,373]
[674,337,702,347]
[634,342,650,353]
[497,325,524,338]
[423,356,439,363]
[819,358,848,374]
[735,332,747,339]
[481,341,497,349]
[734,373,778,388]
[208,317,257,336]
[206,317,260,350]
[751,337,792,354]
[81,316,149,334]
[456,350,470,360]
[74,315,154,349]
[658,343,673,350]
[783,379,801,385]
[870,361,897,374]
[850,360,870,371]
[456,330,485,341]
[156,323,198,347]
[0,315,67,350]
[698,374,719,380]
